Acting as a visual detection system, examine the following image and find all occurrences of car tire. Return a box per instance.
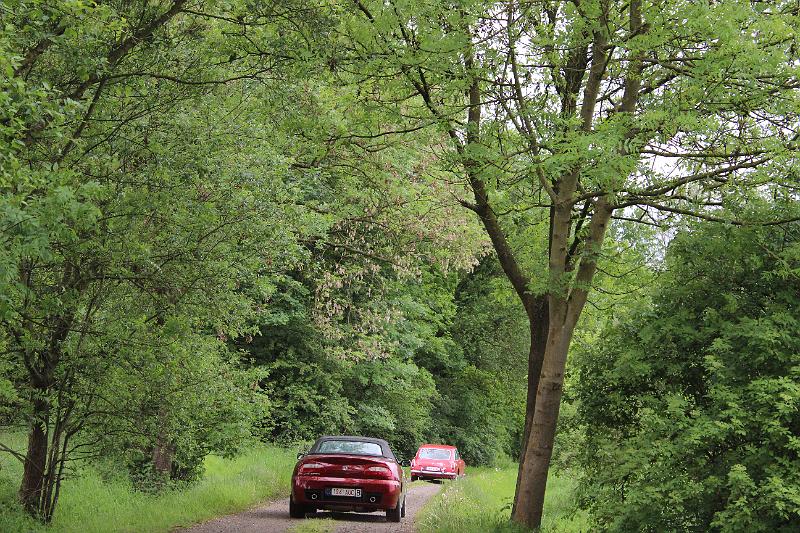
[401,497,406,518]
[411,475,418,482]
[387,500,402,523]
[289,495,307,519]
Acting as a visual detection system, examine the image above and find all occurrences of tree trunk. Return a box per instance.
[511,297,548,516]
[151,404,174,487]
[19,394,49,516]
[152,435,174,477]
[18,282,82,520]
[511,319,574,528]
[511,203,610,528]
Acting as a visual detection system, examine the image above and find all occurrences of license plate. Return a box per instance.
[425,466,440,471]
[330,487,361,497]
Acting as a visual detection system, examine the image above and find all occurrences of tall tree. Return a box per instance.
[0,0,327,519]
[338,0,800,527]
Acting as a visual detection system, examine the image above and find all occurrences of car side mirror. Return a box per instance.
[400,459,411,467]
[297,452,305,460]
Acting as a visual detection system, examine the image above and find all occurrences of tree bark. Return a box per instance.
[152,432,175,479]
[511,296,548,516]
[511,317,574,528]
[19,394,49,516]
[150,361,175,484]
[17,261,85,520]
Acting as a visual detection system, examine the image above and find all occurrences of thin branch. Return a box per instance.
[630,202,800,226]
[0,441,26,463]
[14,24,67,77]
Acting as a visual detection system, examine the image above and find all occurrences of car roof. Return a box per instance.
[308,435,397,461]
[418,443,456,449]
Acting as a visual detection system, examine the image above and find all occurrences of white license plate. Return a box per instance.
[425,466,440,471]
[331,487,361,497]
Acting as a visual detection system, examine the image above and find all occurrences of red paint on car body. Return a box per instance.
[289,436,407,521]
[410,444,466,481]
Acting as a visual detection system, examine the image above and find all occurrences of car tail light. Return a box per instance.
[298,462,324,476]
[364,466,393,479]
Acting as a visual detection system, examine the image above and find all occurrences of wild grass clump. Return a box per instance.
[416,465,589,533]
[288,517,336,533]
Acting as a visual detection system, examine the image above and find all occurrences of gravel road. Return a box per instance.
[181,481,443,533]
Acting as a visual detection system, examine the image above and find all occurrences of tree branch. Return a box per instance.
[0,441,26,462]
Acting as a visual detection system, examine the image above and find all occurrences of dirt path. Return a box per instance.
[181,481,442,533]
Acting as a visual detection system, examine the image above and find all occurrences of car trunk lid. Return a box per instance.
[302,454,394,479]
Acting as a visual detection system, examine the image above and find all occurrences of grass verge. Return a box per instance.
[416,466,589,533]
[0,430,296,533]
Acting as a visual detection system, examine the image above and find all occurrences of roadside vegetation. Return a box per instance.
[0,431,295,533]
[569,220,800,531]
[417,464,588,533]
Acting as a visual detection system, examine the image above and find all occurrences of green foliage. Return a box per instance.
[88,333,268,489]
[346,357,438,457]
[3,3,518,523]
[435,365,522,466]
[244,267,449,459]
[9,2,797,530]
[442,256,531,464]
[0,2,344,518]
[573,215,800,532]
[241,254,533,465]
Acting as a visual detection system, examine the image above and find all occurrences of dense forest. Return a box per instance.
[1,0,798,531]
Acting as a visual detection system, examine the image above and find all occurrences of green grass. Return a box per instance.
[288,517,336,533]
[416,465,589,533]
[0,430,297,532]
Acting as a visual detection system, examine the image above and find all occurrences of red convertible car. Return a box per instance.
[290,436,408,522]
[410,444,465,481]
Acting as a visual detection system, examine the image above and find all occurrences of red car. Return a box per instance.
[290,436,408,522]
[410,444,465,481]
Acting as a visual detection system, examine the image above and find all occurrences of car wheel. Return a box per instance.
[401,497,406,518]
[289,495,307,519]
[387,501,402,523]
[410,475,418,482]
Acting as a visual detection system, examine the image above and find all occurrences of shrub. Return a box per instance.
[574,219,800,532]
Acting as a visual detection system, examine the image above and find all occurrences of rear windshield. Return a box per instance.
[419,448,452,460]
[316,440,383,456]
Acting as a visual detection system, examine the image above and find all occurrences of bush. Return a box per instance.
[86,335,267,491]
[573,219,800,532]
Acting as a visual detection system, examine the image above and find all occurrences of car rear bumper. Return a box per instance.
[411,469,457,480]
[292,476,402,510]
